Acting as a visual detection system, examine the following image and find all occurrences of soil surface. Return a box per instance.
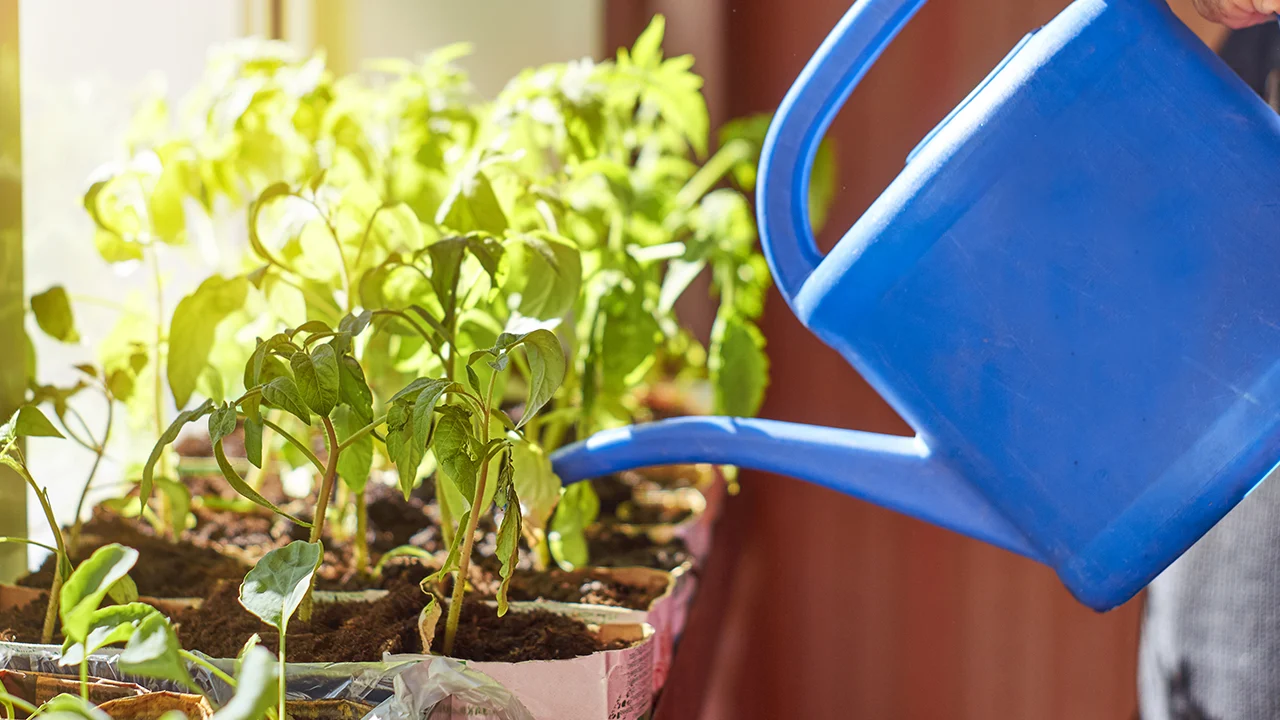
[383,558,667,610]
[0,591,51,643]
[173,574,622,663]
[17,511,249,599]
[592,470,700,524]
[587,526,692,572]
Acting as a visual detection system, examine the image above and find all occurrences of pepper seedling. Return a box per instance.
[0,405,71,643]
[238,540,324,720]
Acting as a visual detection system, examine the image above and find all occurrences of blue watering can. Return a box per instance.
[550,0,1280,611]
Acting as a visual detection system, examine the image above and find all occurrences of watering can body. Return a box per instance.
[552,0,1280,611]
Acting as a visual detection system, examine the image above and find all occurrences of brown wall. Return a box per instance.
[609,1,1226,717]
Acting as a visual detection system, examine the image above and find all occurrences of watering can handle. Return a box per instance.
[759,0,928,308]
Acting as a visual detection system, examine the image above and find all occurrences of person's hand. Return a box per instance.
[1191,0,1279,28]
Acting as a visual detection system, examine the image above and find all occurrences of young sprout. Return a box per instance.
[0,405,70,643]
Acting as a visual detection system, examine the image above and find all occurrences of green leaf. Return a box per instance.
[60,544,139,643]
[1,405,65,442]
[239,540,324,631]
[32,693,111,720]
[338,355,374,424]
[244,415,264,468]
[411,379,456,455]
[495,499,522,617]
[425,238,466,325]
[243,334,293,389]
[432,406,479,502]
[107,574,139,605]
[261,376,311,424]
[290,342,339,417]
[709,314,769,417]
[332,405,372,494]
[505,233,581,321]
[141,399,214,513]
[658,259,706,314]
[437,169,509,236]
[154,478,192,533]
[212,645,279,720]
[60,603,157,665]
[215,439,312,526]
[511,441,561,533]
[385,402,423,493]
[514,329,566,427]
[118,613,197,691]
[208,402,238,447]
[168,275,249,409]
[30,286,79,343]
[550,482,599,571]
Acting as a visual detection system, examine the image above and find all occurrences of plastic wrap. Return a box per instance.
[360,657,534,720]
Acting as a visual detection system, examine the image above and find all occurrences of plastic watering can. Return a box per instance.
[550,0,1280,611]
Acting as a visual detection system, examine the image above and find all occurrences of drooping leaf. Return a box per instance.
[60,544,139,643]
[514,329,566,426]
[425,238,466,325]
[549,482,599,570]
[208,402,239,447]
[215,439,311,526]
[385,402,422,494]
[495,499,522,617]
[30,286,80,343]
[168,275,249,409]
[261,376,311,424]
[118,613,197,691]
[709,313,769,418]
[211,645,279,720]
[239,541,323,634]
[141,400,214,513]
[290,342,339,417]
[504,233,582,320]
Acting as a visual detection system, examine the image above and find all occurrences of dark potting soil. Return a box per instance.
[0,592,50,644]
[174,575,621,663]
[591,474,695,525]
[587,526,692,572]
[381,557,666,610]
[16,511,250,599]
[472,558,666,609]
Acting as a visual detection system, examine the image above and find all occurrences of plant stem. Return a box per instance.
[442,370,497,656]
[674,138,752,208]
[180,650,237,690]
[79,658,88,700]
[148,246,174,540]
[310,417,341,545]
[13,459,69,644]
[300,417,340,623]
[353,490,369,575]
[69,394,111,556]
[277,628,287,720]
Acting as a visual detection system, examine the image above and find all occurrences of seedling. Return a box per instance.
[238,540,324,720]
[0,405,71,643]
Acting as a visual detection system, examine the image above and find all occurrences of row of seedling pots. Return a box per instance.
[0,468,724,719]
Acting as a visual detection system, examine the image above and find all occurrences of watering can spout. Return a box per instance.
[549,417,1039,561]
